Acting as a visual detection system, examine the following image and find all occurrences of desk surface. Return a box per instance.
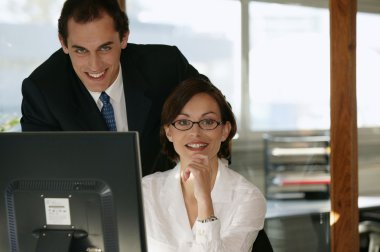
[266,196,380,219]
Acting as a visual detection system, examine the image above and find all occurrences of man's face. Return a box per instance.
[60,13,128,92]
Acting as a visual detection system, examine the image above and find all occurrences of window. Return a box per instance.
[127,0,242,119]
[0,0,65,131]
[249,2,380,131]
[249,3,330,131]
[357,12,380,127]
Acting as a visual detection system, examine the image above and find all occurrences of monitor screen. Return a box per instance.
[0,132,146,252]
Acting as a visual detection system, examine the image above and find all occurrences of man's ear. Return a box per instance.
[58,34,69,54]
[165,125,173,142]
[121,32,129,49]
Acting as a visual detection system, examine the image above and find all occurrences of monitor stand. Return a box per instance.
[33,229,95,252]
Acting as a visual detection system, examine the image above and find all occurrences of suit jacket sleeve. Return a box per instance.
[21,77,61,131]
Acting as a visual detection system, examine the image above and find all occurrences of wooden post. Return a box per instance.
[329,0,358,251]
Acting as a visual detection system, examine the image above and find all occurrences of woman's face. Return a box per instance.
[164,93,231,165]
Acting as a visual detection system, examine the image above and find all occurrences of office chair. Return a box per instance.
[359,220,380,252]
[252,229,273,252]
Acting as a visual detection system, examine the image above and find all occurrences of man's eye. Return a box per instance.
[75,48,87,54]
[100,46,111,52]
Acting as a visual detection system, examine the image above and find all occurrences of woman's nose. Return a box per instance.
[188,123,202,135]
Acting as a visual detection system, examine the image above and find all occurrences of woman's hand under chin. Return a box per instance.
[181,154,214,204]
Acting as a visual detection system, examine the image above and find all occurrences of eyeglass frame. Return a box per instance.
[170,119,224,131]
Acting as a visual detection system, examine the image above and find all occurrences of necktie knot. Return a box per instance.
[100,92,110,104]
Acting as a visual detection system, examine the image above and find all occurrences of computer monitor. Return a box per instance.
[0,132,146,252]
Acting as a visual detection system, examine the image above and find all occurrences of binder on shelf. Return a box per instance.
[263,133,330,200]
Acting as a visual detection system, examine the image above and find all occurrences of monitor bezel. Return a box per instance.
[0,132,147,252]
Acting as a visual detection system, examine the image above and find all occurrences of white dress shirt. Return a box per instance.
[142,159,267,252]
[88,64,128,131]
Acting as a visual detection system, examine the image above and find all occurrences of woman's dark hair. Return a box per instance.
[58,0,129,46]
[160,76,237,162]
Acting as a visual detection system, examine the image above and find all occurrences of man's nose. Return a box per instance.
[88,53,101,70]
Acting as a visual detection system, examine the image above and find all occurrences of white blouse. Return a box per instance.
[142,159,267,252]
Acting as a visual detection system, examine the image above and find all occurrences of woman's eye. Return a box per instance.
[178,120,190,126]
[202,119,215,125]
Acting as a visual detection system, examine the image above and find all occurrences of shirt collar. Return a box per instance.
[211,158,234,203]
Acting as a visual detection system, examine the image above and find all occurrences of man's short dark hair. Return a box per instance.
[58,0,129,46]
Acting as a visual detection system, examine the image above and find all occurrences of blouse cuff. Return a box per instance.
[194,219,221,243]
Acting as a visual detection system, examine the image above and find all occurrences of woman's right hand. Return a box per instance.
[182,154,214,219]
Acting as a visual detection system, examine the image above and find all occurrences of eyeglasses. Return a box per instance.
[171,119,223,131]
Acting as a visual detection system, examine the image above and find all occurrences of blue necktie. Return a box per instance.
[99,92,117,131]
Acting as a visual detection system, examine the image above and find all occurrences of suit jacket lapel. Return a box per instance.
[76,99,108,131]
[71,71,108,131]
[121,55,151,134]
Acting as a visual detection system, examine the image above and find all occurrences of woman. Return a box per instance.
[142,77,266,251]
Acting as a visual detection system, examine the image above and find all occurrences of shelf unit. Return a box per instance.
[263,133,330,200]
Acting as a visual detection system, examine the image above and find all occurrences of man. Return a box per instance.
[21,0,199,176]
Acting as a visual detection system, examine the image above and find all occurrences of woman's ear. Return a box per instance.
[221,121,231,142]
[164,125,173,142]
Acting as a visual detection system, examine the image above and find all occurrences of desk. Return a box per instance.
[264,196,380,252]
[266,196,380,219]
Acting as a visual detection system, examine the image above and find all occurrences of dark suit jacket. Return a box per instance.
[21,43,199,176]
